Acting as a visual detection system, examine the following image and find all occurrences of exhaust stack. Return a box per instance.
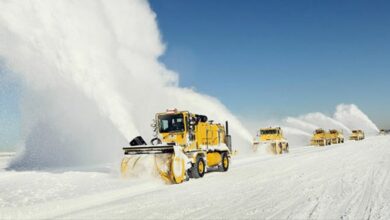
[225,121,232,152]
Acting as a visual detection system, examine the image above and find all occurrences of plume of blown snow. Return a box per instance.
[298,112,352,134]
[334,104,379,135]
[279,104,379,147]
[284,117,318,134]
[282,127,312,147]
[0,0,251,169]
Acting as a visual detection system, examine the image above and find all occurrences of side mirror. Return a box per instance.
[151,119,157,129]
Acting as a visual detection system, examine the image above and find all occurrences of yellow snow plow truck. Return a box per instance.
[310,129,332,146]
[349,130,365,141]
[253,127,289,154]
[121,109,232,184]
[329,129,344,144]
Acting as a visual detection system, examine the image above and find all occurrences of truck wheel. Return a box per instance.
[277,143,283,154]
[284,143,289,153]
[190,156,205,179]
[218,152,229,172]
[185,171,190,181]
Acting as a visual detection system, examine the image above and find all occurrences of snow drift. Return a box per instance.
[0,0,252,169]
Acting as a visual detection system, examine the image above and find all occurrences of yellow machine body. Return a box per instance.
[310,129,332,146]
[121,109,232,184]
[157,111,228,153]
[329,129,345,144]
[349,130,365,141]
[253,127,289,154]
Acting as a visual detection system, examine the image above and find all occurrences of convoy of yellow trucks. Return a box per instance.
[120,108,368,184]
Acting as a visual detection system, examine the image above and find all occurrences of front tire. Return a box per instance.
[190,156,205,179]
[276,143,283,154]
[218,152,229,172]
[284,143,289,153]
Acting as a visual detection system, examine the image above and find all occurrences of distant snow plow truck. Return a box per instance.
[310,129,332,146]
[121,109,232,184]
[329,129,344,144]
[253,127,289,154]
[349,130,365,141]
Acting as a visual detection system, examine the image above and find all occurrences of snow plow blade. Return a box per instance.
[123,145,174,155]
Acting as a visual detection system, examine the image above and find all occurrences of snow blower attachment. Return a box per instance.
[121,109,232,184]
[253,127,289,154]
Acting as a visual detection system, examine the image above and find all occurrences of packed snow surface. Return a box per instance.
[1,136,390,219]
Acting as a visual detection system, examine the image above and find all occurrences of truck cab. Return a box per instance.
[258,127,284,142]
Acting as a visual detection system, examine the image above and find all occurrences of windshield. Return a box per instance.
[260,129,278,135]
[352,130,358,133]
[159,114,185,133]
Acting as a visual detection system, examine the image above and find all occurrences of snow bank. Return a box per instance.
[0,0,252,169]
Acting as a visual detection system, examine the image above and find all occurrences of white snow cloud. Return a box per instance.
[0,0,252,169]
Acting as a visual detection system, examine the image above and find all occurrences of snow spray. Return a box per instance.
[282,104,379,146]
[0,0,252,169]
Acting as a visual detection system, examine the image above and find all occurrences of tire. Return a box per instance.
[189,156,205,179]
[185,171,190,182]
[275,144,280,154]
[284,143,290,153]
[218,152,229,172]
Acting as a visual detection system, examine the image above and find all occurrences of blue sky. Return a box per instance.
[1,0,389,149]
[0,65,20,150]
[150,0,390,126]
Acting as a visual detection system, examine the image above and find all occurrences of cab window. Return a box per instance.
[159,114,185,133]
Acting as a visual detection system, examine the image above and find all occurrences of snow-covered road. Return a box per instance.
[1,136,390,219]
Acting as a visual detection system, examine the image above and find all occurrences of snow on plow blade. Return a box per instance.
[253,141,289,155]
[121,137,188,184]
